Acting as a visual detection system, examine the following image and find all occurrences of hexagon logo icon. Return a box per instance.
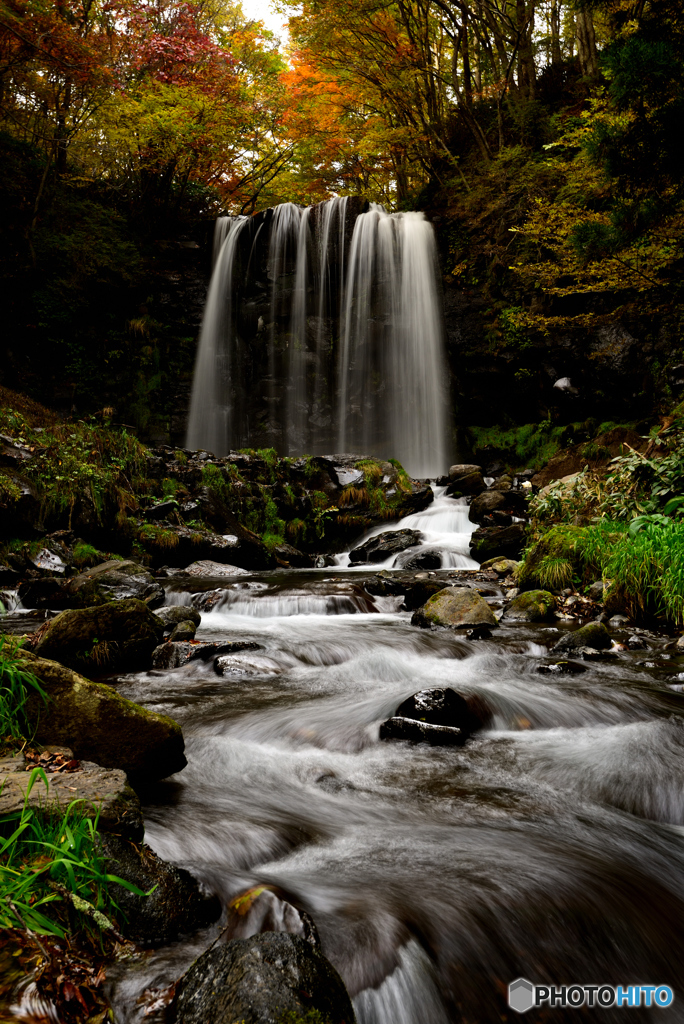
[508,978,535,1013]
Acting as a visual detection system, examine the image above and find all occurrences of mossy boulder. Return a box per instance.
[411,587,499,629]
[34,598,164,674]
[175,932,356,1024]
[18,650,186,780]
[516,525,587,592]
[480,557,520,576]
[18,559,165,611]
[551,621,612,653]
[503,590,557,622]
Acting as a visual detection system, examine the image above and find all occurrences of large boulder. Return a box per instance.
[411,587,499,629]
[470,523,527,562]
[0,753,143,840]
[468,490,506,523]
[446,464,486,496]
[503,590,556,622]
[98,834,220,947]
[552,621,612,653]
[174,932,356,1024]
[349,529,422,565]
[19,560,165,611]
[19,651,186,780]
[34,598,165,674]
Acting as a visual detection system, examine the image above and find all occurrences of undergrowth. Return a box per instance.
[0,637,47,741]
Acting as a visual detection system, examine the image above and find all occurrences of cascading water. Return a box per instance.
[185,198,450,478]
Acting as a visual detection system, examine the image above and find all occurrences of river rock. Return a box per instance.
[20,651,186,780]
[503,590,556,622]
[151,639,262,670]
[0,754,143,840]
[98,834,220,947]
[34,598,165,674]
[551,621,612,653]
[223,887,319,946]
[411,587,499,629]
[183,560,251,577]
[174,932,356,1024]
[586,581,606,603]
[469,490,506,523]
[379,717,467,746]
[155,605,202,630]
[470,523,527,562]
[349,529,422,564]
[170,619,197,641]
[399,549,443,570]
[395,687,492,733]
[446,464,486,496]
[536,660,587,676]
[70,559,165,607]
[480,557,519,576]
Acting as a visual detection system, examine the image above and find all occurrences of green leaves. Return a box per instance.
[0,637,48,742]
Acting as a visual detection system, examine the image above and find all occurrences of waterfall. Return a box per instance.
[186,199,450,478]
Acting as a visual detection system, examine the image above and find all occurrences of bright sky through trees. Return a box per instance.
[240,0,287,38]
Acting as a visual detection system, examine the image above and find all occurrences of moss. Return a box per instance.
[468,421,572,471]
[137,524,179,550]
[72,541,105,569]
[517,525,587,590]
[174,450,188,465]
[355,458,383,486]
[388,458,411,492]
[0,472,22,507]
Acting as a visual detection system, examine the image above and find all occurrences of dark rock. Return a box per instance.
[469,490,506,523]
[626,635,648,650]
[465,625,492,640]
[156,605,202,630]
[174,932,356,1024]
[576,645,618,661]
[536,660,587,675]
[274,542,313,568]
[20,651,186,780]
[99,834,220,947]
[34,598,165,674]
[587,581,606,603]
[411,587,499,629]
[470,522,527,562]
[379,717,466,746]
[349,529,423,565]
[503,590,556,622]
[398,549,442,570]
[395,687,492,733]
[170,620,197,641]
[551,621,612,653]
[447,464,486,496]
[490,474,513,492]
[144,500,180,521]
[0,564,20,585]
[151,639,263,670]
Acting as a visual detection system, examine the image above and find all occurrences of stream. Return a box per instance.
[102,489,684,1023]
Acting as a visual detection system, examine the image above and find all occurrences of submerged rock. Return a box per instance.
[552,621,612,653]
[503,590,556,622]
[411,587,499,629]
[349,529,423,564]
[175,932,356,1024]
[99,834,220,947]
[20,651,186,780]
[34,598,164,674]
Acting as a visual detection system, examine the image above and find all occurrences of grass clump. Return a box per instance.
[468,421,570,470]
[0,637,47,742]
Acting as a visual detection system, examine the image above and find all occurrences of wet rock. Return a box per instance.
[169,619,197,641]
[465,625,492,640]
[70,560,165,608]
[480,557,519,576]
[536,660,587,676]
[395,687,492,733]
[469,491,506,523]
[274,542,313,568]
[0,755,143,840]
[143,500,179,521]
[411,587,499,629]
[151,642,196,669]
[174,932,356,1024]
[27,547,68,575]
[183,560,251,577]
[626,635,648,650]
[446,464,486,496]
[470,522,526,562]
[0,564,20,585]
[490,474,513,492]
[552,621,612,653]
[576,645,619,661]
[150,639,262,670]
[34,598,165,674]
[98,834,220,947]
[19,651,186,781]
[379,717,473,746]
[398,549,442,570]
[503,590,556,623]
[156,605,202,630]
[349,529,423,565]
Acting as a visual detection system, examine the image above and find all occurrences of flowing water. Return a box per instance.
[103,489,684,1023]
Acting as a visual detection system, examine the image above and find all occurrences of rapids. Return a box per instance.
[102,489,684,1023]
